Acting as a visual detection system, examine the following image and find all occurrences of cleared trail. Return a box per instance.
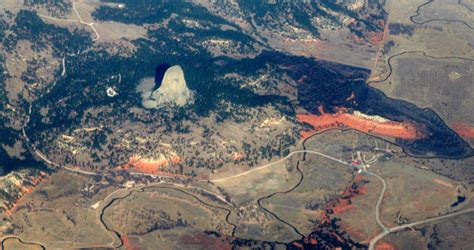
[211,149,349,183]
[38,2,100,41]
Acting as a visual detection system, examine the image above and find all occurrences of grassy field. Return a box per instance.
[377,158,462,228]
[211,156,303,242]
[8,172,111,248]
[2,237,43,250]
[262,156,353,236]
[373,53,474,145]
[384,213,474,249]
[102,186,233,248]
[370,0,474,145]
[5,129,472,248]
[302,129,473,243]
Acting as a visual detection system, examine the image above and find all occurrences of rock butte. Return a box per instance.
[139,65,193,108]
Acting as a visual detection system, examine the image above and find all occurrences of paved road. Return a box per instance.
[211,149,350,182]
[21,105,470,250]
[365,171,389,233]
[369,208,474,250]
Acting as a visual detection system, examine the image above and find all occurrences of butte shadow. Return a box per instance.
[153,63,171,91]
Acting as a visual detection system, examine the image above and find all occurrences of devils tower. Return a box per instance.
[137,65,193,108]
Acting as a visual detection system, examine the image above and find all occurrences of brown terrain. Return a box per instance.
[368,0,474,146]
[323,174,380,244]
[325,175,367,216]
[179,231,232,250]
[369,20,390,82]
[2,172,49,217]
[1,1,473,249]
[298,176,367,249]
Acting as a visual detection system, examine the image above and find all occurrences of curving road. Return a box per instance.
[209,136,366,241]
[97,183,237,248]
[369,208,474,250]
[365,171,389,233]
[207,131,392,243]
[22,103,104,177]
[15,120,472,249]
[254,132,353,241]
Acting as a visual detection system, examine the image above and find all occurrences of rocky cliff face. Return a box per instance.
[138,65,193,108]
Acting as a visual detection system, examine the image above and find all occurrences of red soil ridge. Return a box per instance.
[451,122,474,138]
[116,156,190,178]
[297,111,423,140]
